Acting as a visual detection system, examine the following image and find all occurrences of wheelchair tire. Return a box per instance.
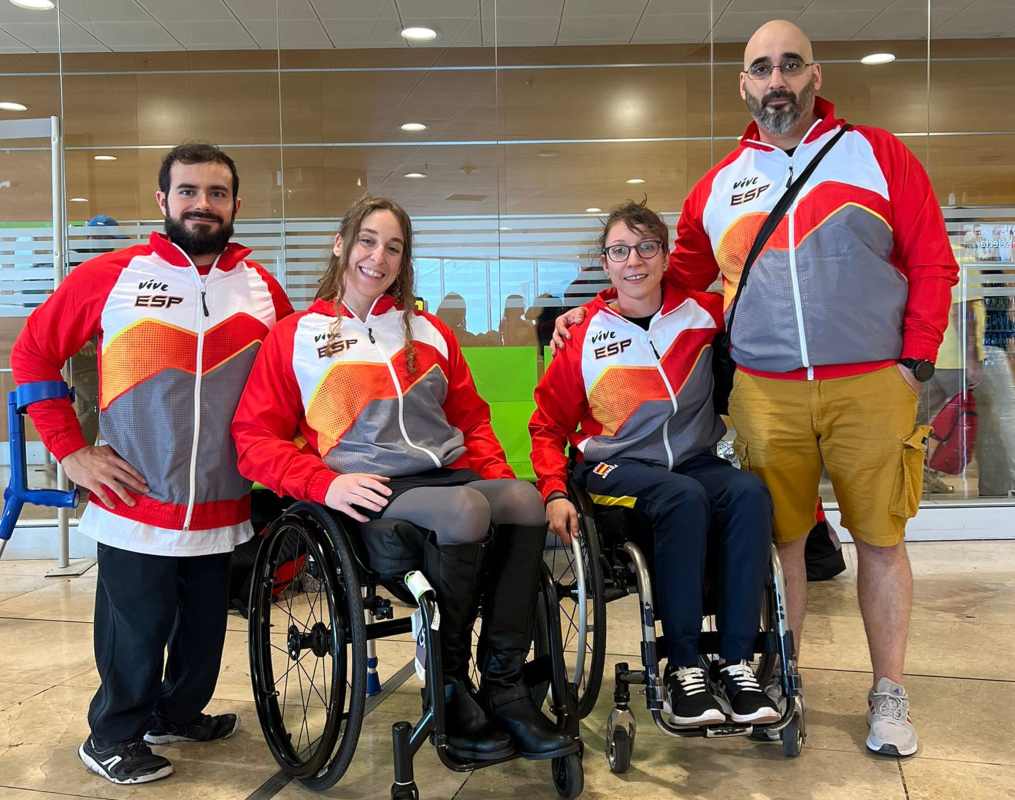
[551,752,584,800]
[606,726,632,774]
[544,498,607,718]
[248,503,367,788]
[782,712,803,758]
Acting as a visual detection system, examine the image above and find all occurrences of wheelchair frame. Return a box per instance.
[247,501,586,799]
[558,475,806,771]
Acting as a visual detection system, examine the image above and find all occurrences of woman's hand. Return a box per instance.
[324,473,392,522]
[546,496,579,545]
[550,307,588,352]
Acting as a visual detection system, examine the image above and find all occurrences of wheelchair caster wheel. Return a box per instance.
[551,752,584,799]
[606,725,633,774]
[390,782,419,800]
[782,714,803,758]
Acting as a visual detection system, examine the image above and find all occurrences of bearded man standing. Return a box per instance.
[555,21,957,756]
[11,143,292,784]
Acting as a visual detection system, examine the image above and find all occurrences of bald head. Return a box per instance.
[744,20,814,68]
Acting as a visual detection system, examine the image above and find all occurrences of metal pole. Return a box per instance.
[51,115,70,569]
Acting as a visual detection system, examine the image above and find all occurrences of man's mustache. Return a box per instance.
[183,212,223,224]
[763,90,797,107]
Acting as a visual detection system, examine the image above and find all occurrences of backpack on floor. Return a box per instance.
[228,492,298,618]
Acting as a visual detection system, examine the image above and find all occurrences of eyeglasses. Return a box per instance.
[602,239,662,263]
[743,58,813,80]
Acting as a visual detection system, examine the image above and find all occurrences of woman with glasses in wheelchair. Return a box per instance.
[530,200,780,727]
[231,196,574,763]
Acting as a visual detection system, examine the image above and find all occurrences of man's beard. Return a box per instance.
[745,75,816,136]
[164,211,234,257]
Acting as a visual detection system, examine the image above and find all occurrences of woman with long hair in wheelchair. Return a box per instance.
[530,199,780,727]
[231,196,573,763]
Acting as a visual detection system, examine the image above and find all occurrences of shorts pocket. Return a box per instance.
[890,424,932,519]
[732,438,750,471]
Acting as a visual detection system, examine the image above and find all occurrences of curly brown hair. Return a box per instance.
[598,198,670,253]
[317,196,418,372]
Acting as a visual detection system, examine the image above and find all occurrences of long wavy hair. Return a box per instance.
[316,196,418,373]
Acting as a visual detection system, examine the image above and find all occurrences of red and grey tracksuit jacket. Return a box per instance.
[529,282,725,502]
[668,96,958,380]
[10,232,292,555]
[231,295,514,504]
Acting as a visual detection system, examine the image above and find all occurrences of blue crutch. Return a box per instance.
[0,381,79,559]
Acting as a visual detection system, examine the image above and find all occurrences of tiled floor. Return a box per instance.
[0,542,1012,799]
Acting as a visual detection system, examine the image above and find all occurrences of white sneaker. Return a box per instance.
[866,678,918,757]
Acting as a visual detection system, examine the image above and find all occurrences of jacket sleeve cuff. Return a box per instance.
[308,470,338,505]
[900,336,939,364]
[51,431,90,463]
[540,479,568,503]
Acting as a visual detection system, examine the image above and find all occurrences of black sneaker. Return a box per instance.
[719,661,780,724]
[144,712,239,745]
[665,665,726,726]
[78,737,174,785]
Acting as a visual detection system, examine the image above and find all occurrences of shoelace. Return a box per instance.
[674,666,709,696]
[721,661,763,692]
[870,690,909,723]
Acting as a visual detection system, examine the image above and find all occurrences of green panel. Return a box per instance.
[462,346,539,480]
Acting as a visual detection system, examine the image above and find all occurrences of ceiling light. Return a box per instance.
[69,197,88,202]
[93,155,117,161]
[499,226,513,232]
[626,178,645,185]
[0,101,28,112]
[9,0,55,9]
[401,26,437,42]
[537,150,559,158]
[585,207,602,213]
[861,52,896,65]
[400,122,428,132]
[403,171,427,179]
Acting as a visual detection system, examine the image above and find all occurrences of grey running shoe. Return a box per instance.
[79,737,173,785]
[866,678,918,757]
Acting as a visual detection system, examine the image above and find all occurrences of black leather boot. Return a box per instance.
[478,524,577,760]
[423,540,513,762]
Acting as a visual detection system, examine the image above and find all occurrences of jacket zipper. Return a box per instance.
[784,157,813,378]
[182,251,223,531]
[357,304,442,468]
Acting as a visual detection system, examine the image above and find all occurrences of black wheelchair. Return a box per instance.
[246,500,585,799]
[541,472,806,773]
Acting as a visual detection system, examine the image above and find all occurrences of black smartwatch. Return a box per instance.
[898,358,935,382]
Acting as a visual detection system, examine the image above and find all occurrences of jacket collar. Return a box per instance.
[591,278,691,319]
[148,231,252,272]
[740,96,844,152]
[309,294,400,319]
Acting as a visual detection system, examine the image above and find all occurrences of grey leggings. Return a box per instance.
[381,479,545,545]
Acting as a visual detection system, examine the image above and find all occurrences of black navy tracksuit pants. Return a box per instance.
[577,452,772,667]
[87,542,231,747]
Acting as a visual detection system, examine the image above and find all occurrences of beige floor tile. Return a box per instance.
[903,758,1015,800]
[0,619,95,686]
[0,685,277,799]
[0,682,51,713]
[0,576,96,623]
[456,737,906,800]
[0,789,106,799]
[0,574,58,604]
[0,560,68,577]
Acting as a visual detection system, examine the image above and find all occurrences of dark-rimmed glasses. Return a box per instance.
[743,58,813,80]
[602,240,662,263]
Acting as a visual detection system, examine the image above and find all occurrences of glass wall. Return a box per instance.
[0,0,1013,510]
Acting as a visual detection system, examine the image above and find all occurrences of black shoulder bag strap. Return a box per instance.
[712,123,850,414]
[725,123,851,340]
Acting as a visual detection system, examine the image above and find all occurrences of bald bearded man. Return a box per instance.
[554,21,957,757]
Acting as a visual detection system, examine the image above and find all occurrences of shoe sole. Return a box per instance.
[866,734,917,758]
[445,743,516,762]
[144,715,240,746]
[730,708,781,725]
[79,744,174,785]
[669,708,727,726]
[512,742,581,761]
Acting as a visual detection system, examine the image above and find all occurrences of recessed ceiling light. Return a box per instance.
[401,26,437,42]
[403,171,427,179]
[585,207,602,213]
[861,52,896,65]
[9,0,55,9]
[0,101,28,112]
[499,226,513,232]
[537,150,559,158]
[626,178,645,185]
[69,197,88,202]
[400,122,428,132]
[93,155,117,161]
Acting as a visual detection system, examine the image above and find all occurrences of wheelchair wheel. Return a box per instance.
[782,712,803,758]
[606,726,632,774]
[248,503,367,789]
[543,507,607,718]
[551,753,584,800]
